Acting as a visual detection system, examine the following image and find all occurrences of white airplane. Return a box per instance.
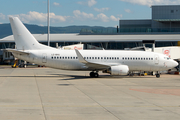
[6,17,178,78]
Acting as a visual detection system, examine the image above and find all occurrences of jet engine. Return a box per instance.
[103,65,129,76]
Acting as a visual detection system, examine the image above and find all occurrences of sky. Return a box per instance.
[0,0,180,27]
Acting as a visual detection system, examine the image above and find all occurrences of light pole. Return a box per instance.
[47,0,50,46]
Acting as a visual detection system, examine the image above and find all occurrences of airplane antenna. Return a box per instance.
[47,0,50,46]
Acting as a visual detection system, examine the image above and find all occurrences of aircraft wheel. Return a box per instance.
[90,72,99,78]
[156,74,160,78]
[94,73,99,78]
[90,72,95,78]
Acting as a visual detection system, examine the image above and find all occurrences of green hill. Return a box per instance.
[0,23,116,39]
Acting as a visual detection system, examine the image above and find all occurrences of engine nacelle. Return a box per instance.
[104,65,129,76]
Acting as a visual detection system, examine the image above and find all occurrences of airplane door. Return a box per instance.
[154,55,159,64]
[42,53,47,63]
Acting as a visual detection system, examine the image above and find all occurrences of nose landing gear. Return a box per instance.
[90,71,99,78]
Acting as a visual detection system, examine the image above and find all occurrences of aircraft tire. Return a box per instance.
[90,72,95,78]
[156,74,160,78]
[94,73,99,78]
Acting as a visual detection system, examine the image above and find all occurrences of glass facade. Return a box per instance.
[120,27,180,33]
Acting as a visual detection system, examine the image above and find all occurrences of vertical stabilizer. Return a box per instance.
[9,17,47,50]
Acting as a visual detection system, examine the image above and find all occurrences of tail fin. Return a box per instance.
[9,17,50,50]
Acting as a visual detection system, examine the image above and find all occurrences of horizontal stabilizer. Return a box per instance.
[5,49,29,55]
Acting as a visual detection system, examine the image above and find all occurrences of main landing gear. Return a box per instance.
[156,72,160,78]
[90,71,99,78]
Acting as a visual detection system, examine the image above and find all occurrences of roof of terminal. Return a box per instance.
[0,34,180,43]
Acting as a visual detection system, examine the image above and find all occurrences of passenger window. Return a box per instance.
[104,57,106,59]
[92,57,94,59]
[57,57,59,59]
[95,57,97,59]
[84,57,86,59]
[115,57,116,60]
[89,57,91,59]
[54,57,56,59]
[76,57,78,59]
[51,57,53,59]
[122,57,124,60]
[146,58,148,60]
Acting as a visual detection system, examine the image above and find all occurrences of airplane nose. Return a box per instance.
[172,61,178,67]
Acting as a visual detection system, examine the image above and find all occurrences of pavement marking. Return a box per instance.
[34,71,47,120]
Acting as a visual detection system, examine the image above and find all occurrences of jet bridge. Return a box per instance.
[142,40,155,52]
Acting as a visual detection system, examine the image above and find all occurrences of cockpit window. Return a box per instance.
[164,57,170,60]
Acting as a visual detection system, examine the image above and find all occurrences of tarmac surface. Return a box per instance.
[0,67,180,120]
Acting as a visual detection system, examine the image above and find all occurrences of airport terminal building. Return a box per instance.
[0,5,180,65]
[120,5,180,33]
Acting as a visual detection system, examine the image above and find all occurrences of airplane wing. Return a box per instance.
[75,49,111,70]
[5,49,30,55]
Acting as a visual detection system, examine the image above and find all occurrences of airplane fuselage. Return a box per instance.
[13,49,175,72]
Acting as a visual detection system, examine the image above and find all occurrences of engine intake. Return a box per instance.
[103,65,129,76]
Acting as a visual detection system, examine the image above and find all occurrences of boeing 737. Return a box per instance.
[6,17,178,78]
